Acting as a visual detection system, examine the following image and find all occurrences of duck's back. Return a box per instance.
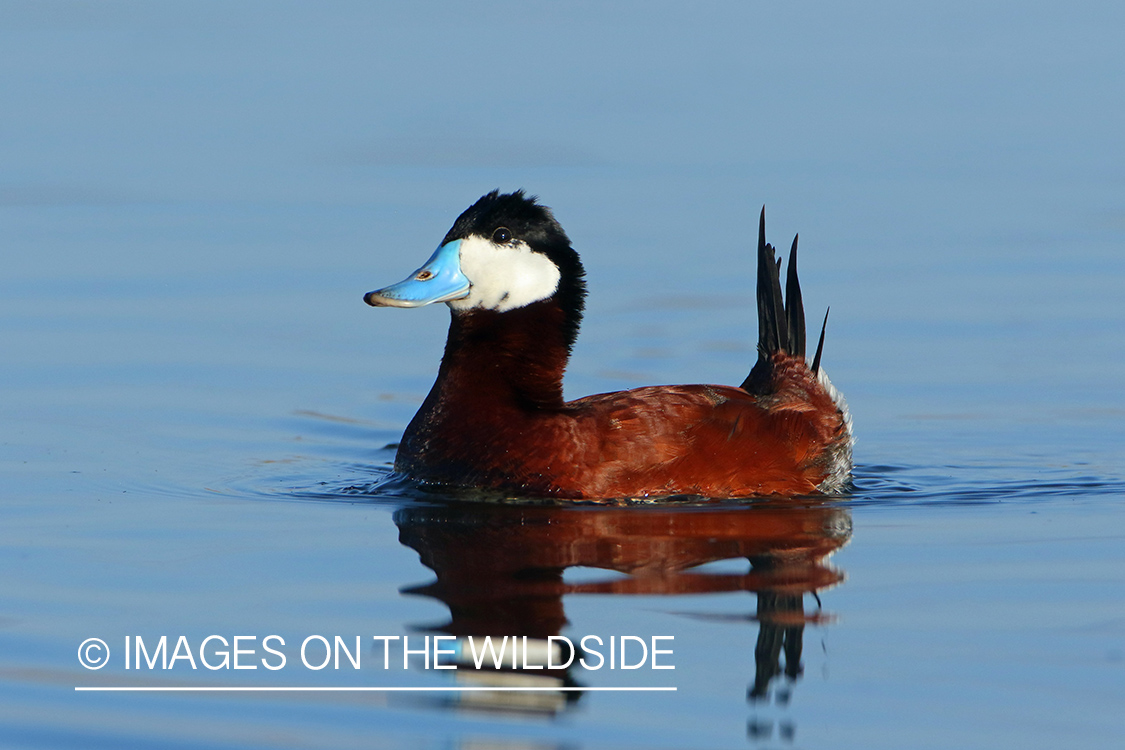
[553,356,850,498]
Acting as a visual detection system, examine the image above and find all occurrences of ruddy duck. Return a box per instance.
[365,191,852,499]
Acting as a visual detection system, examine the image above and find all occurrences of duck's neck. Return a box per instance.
[427,300,572,417]
[395,299,577,482]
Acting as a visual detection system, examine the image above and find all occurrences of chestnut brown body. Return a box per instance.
[396,302,850,499]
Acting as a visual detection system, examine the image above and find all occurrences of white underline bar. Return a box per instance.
[76,686,676,692]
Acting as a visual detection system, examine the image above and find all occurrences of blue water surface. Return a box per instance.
[2,2,1124,748]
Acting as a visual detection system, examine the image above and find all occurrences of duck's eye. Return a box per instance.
[415,270,434,281]
[492,227,513,244]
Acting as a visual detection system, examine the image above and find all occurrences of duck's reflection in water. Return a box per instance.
[394,499,850,721]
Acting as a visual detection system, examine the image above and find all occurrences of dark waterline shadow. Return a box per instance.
[222,457,1125,511]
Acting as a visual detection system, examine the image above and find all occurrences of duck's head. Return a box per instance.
[365,190,586,347]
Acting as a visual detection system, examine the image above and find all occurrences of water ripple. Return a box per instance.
[848,463,1125,507]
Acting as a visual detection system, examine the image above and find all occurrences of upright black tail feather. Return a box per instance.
[747,207,827,388]
[755,207,808,361]
[756,207,789,360]
[811,307,829,376]
[784,234,805,359]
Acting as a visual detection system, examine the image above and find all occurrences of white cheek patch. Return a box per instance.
[447,235,561,312]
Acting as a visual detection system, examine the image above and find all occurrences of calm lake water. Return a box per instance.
[3,2,1124,748]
